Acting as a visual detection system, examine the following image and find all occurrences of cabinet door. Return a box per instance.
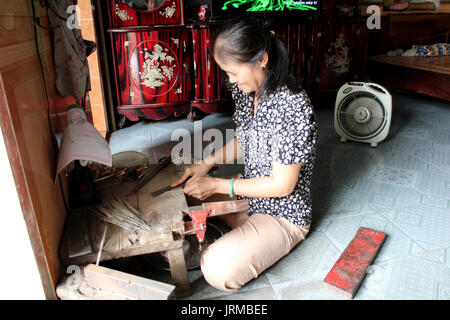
[109,0,183,27]
[190,24,232,114]
[112,28,191,120]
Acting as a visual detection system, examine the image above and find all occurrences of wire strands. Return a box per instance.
[90,195,151,234]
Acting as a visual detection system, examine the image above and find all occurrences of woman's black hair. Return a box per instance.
[212,16,301,101]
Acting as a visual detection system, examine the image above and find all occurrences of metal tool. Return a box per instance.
[96,225,108,266]
[151,176,191,197]
[186,199,249,244]
[151,184,177,197]
[180,226,206,236]
[151,166,219,198]
[127,156,171,196]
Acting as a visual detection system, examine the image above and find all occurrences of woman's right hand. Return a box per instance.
[170,162,214,187]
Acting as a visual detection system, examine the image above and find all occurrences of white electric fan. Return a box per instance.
[334,82,392,148]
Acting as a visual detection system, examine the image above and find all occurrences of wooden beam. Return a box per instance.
[84,264,175,300]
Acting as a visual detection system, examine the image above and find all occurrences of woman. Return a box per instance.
[171,16,318,291]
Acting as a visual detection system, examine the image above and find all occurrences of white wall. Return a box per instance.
[0,130,45,300]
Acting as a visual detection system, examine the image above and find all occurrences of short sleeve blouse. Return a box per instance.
[231,84,318,227]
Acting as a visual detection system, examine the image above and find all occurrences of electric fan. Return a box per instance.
[334,82,392,148]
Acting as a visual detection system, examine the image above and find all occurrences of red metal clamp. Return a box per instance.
[188,210,211,243]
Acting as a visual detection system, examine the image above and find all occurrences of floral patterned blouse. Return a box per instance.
[232,84,318,227]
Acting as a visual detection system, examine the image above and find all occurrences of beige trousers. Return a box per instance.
[200,212,310,292]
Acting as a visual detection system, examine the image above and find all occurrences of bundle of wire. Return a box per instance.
[90,195,151,234]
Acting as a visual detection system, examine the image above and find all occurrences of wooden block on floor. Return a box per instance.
[84,264,175,300]
[323,227,387,299]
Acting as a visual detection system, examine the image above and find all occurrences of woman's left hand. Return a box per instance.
[182,176,218,201]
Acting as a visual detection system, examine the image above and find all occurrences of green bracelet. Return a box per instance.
[229,178,235,198]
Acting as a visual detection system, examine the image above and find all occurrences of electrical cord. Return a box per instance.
[31,0,70,215]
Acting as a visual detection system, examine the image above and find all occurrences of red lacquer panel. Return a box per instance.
[189,23,232,114]
[111,27,191,120]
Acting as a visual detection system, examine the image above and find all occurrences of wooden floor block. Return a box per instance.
[323,227,387,299]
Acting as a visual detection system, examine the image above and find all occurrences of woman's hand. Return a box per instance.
[182,176,218,201]
[170,162,213,187]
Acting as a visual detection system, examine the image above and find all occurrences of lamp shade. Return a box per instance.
[56,105,111,179]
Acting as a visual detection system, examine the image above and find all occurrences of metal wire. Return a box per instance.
[90,195,151,234]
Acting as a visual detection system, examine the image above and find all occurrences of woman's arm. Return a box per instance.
[219,161,302,198]
[184,161,302,200]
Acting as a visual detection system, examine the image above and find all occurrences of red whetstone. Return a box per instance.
[323,227,387,299]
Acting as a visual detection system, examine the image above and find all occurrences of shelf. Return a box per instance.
[359,3,450,16]
[368,55,450,75]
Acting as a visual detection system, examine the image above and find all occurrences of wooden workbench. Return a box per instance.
[60,163,191,298]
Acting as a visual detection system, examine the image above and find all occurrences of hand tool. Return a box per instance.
[180,225,206,236]
[150,177,191,197]
[96,225,108,266]
[127,156,171,196]
[151,167,218,197]
[151,184,178,197]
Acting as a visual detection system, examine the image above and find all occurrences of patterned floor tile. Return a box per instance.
[416,111,441,127]
[420,194,449,209]
[183,270,273,300]
[396,126,431,139]
[392,136,435,152]
[311,185,381,226]
[364,253,450,300]
[413,147,450,168]
[271,278,382,300]
[431,247,450,269]
[427,128,450,146]
[211,286,278,300]
[414,168,450,199]
[412,243,450,266]
[377,151,428,171]
[368,166,418,186]
[383,204,450,249]
[264,231,341,286]
[352,179,422,211]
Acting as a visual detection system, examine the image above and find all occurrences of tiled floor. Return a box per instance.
[109,91,450,300]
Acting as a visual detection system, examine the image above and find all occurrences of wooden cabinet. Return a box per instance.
[105,1,368,124]
[110,27,192,121]
[106,0,233,124]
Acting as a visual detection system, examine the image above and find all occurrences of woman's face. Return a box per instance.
[214,55,267,95]
[147,0,156,10]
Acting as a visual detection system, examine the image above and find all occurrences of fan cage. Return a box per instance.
[336,91,388,141]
